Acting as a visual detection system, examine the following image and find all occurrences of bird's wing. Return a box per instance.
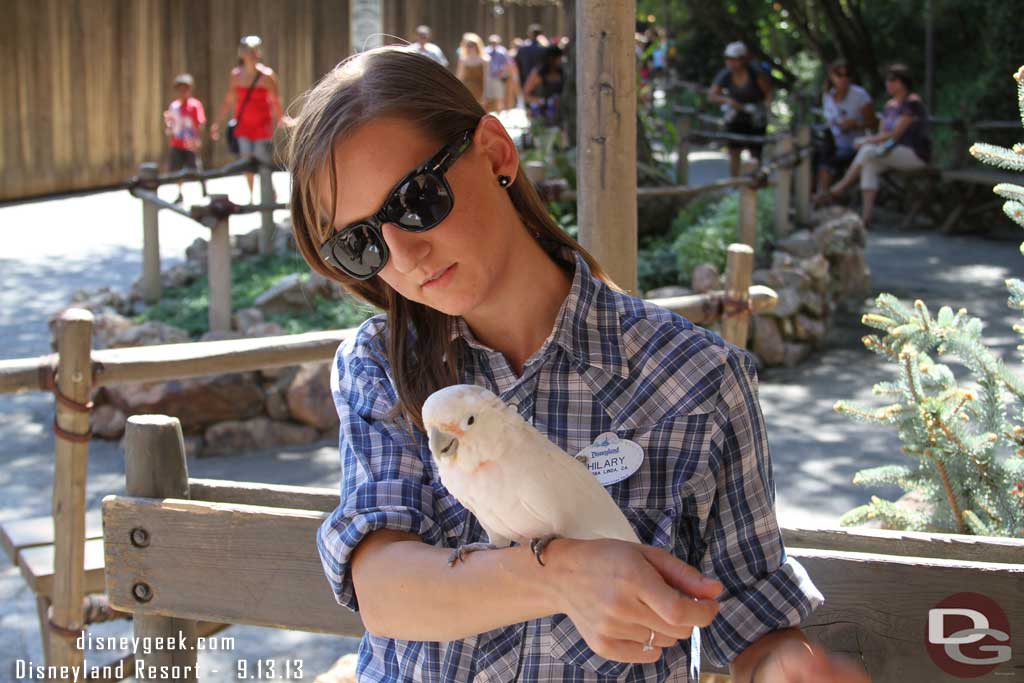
[516,427,640,544]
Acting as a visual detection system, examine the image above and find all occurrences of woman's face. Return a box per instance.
[320,117,519,317]
[829,67,850,91]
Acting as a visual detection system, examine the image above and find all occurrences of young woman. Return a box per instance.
[522,45,565,125]
[210,35,285,202]
[455,33,489,108]
[823,63,932,228]
[288,46,869,683]
[815,59,877,200]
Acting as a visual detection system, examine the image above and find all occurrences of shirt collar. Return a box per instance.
[449,250,630,379]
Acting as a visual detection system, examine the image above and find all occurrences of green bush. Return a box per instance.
[135,253,377,338]
[673,188,775,283]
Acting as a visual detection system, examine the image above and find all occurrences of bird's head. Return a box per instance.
[422,384,514,472]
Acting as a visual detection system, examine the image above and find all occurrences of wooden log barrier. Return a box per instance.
[259,164,275,254]
[139,163,162,305]
[49,310,95,673]
[123,415,199,682]
[206,197,232,333]
[795,124,813,223]
[773,134,794,237]
[721,244,754,348]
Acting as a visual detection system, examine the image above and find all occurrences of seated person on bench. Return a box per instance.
[815,59,876,198]
[821,63,932,229]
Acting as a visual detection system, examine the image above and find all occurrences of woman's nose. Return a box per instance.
[381,222,430,274]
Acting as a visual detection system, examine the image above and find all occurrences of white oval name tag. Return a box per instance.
[575,432,644,486]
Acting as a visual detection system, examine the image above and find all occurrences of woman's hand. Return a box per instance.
[752,639,870,683]
[545,538,723,664]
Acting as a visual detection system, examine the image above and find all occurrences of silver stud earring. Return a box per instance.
[498,175,512,187]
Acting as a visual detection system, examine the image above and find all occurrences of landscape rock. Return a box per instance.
[265,387,291,421]
[246,322,285,338]
[752,315,785,366]
[691,263,721,294]
[836,248,871,298]
[254,274,309,316]
[199,330,245,342]
[235,230,261,256]
[91,405,126,440]
[185,237,209,269]
[794,314,827,346]
[233,307,265,333]
[203,417,320,456]
[767,287,801,318]
[110,321,190,348]
[286,362,339,431]
[183,435,203,458]
[775,230,818,259]
[105,372,265,433]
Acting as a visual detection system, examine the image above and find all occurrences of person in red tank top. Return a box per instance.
[211,35,285,202]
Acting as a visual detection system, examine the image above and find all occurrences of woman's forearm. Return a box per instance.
[351,530,564,641]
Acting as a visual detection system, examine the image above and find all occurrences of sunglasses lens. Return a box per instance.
[386,172,453,230]
[329,224,386,279]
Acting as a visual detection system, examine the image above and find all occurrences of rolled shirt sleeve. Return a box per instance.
[316,319,444,612]
[698,349,824,669]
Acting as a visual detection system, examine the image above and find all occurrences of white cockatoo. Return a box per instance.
[423,384,639,565]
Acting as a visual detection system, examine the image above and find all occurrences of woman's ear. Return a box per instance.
[474,115,519,182]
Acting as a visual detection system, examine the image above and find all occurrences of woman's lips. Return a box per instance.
[422,263,457,289]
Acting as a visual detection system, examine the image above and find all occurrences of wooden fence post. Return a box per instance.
[738,160,759,248]
[207,196,232,333]
[795,124,812,223]
[49,309,94,672]
[721,244,753,348]
[124,415,198,682]
[774,134,794,237]
[139,163,162,304]
[675,109,691,186]
[576,0,638,294]
[259,163,275,254]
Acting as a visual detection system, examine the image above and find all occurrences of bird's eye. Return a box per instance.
[466,415,475,427]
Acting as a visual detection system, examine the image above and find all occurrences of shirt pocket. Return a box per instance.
[548,506,677,678]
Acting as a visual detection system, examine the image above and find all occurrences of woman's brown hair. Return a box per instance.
[286,46,616,433]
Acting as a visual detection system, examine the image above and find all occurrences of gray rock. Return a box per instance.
[246,322,285,338]
[185,237,209,269]
[836,248,871,299]
[233,307,265,334]
[199,330,245,342]
[801,254,830,292]
[183,435,204,458]
[254,274,310,316]
[162,263,197,289]
[691,263,721,294]
[767,287,801,318]
[91,405,126,440]
[775,230,818,259]
[235,229,261,255]
[752,315,785,366]
[203,417,320,456]
[794,314,827,346]
[286,362,339,431]
[265,387,291,421]
[799,289,826,317]
[771,251,796,271]
[109,321,190,347]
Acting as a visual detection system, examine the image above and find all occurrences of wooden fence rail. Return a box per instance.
[102,415,1024,683]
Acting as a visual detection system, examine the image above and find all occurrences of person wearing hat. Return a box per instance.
[163,73,206,203]
[708,41,774,176]
[210,35,285,203]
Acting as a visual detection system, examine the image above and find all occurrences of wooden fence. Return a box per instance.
[0,0,565,201]
[102,414,1024,682]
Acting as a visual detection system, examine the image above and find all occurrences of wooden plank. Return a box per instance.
[102,495,365,636]
[942,167,1023,186]
[188,478,339,513]
[1,510,103,563]
[19,537,106,597]
[790,547,1024,682]
[784,526,1024,566]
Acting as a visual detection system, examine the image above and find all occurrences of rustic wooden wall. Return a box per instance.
[0,0,564,201]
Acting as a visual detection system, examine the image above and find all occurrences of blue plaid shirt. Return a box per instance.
[318,251,824,682]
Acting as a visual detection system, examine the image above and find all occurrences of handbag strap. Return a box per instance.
[235,71,262,124]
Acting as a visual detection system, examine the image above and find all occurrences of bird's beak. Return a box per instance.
[429,426,459,459]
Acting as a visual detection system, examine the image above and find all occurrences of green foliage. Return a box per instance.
[135,253,377,338]
[835,69,1024,537]
[672,188,775,286]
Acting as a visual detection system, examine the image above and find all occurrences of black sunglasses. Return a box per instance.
[319,129,475,280]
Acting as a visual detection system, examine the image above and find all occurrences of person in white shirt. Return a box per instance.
[410,25,449,69]
[815,59,876,201]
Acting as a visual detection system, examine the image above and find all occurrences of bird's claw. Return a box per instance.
[447,542,497,567]
[529,535,559,567]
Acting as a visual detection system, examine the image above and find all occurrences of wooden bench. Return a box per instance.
[938,166,1023,233]
[102,415,1024,682]
[879,165,944,230]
